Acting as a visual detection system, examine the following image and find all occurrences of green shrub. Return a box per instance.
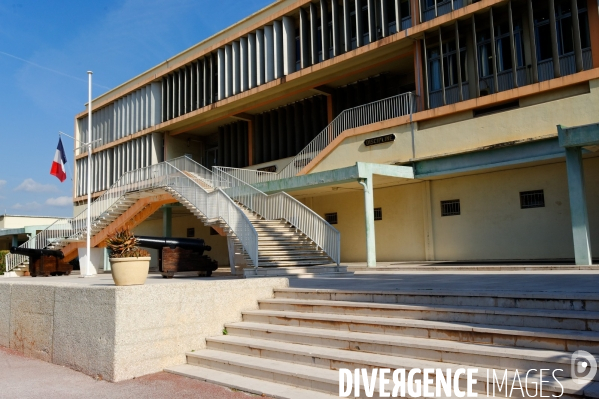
[0,250,8,275]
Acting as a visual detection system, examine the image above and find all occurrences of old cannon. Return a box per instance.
[136,236,218,278]
[9,247,72,277]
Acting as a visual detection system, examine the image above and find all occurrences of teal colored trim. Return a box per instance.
[253,163,415,194]
[414,138,565,178]
[565,147,592,265]
[253,165,360,193]
[558,123,599,148]
[0,228,25,237]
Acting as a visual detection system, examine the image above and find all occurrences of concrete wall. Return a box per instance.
[0,277,288,381]
[301,158,599,262]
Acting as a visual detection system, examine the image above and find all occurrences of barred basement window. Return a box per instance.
[520,190,545,209]
[325,212,338,225]
[374,207,382,221]
[187,228,195,237]
[441,200,461,216]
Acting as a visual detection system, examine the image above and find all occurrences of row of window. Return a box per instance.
[323,190,546,223]
[325,208,384,225]
[426,0,591,107]
[441,190,546,217]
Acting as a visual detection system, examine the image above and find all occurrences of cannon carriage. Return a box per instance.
[136,236,218,278]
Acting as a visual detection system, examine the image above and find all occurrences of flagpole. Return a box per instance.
[84,71,94,278]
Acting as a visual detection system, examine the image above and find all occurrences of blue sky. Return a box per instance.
[0,0,271,217]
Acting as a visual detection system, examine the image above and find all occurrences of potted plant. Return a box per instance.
[105,229,151,286]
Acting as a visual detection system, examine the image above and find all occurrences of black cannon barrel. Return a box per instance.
[10,246,64,259]
[136,236,212,253]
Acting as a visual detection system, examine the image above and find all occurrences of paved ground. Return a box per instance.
[0,347,268,399]
[289,270,599,294]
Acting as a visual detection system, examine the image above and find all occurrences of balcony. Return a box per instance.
[429,82,470,108]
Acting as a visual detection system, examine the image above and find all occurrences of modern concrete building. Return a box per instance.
[6,0,599,275]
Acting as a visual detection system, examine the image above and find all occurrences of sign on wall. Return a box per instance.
[364,134,395,147]
[258,165,277,172]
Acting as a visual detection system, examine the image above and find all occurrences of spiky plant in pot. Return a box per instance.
[105,229,149,258]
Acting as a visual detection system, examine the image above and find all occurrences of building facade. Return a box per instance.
[72,0,599,265]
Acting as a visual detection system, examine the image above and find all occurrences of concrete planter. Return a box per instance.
[109,257,151,286]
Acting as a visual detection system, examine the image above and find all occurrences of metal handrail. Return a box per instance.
[165,162,259,267]
[216,91,416,185]
[212,165,340,266]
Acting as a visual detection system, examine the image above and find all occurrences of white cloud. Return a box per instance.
[45,196,72,207]
[12,202,42,210]
[14,178,58,193]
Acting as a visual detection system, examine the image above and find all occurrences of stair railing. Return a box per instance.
[5,156,235,272]
[212,166,340,266]
[216,91,416,184]
[164,162,259,268]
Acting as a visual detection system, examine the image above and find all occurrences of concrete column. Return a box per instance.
[282,16,296,75]
[355,0,364,47]
[321,0,330,61]
[248,33,257,88]
[264,25,275,82]
[256,29,265,85]
[380,0,389,37]
[240,37,249,91]
[565,147,593,265]
[300,7,310,69]
[163,206,172,238]
[273,20,284,79]
[343,0,352,52]
[310,2,319,64]
[232,41,241,95]
[358,177,376,267]
[217,48,225,100]
[331,0,341,56]
[367,0,376,43]
[225,44,233,97]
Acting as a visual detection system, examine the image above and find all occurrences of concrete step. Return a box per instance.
[241,309,599,352]
[204,335,595,397]
[273,288,599,312]
[243,266,347,278]
[258,298,599,332]
[165,364,338,399]
[255,261,333,267]
[183,349,506,398]
[225,321,599,382]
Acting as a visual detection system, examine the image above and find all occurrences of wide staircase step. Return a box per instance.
[166,288,599,398]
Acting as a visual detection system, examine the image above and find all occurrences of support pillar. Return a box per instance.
[358,177,376,267]
[11,235,18,248]
[565,147,592,265]
[163,206,172,238]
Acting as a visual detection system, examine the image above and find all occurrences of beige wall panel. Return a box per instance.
[305,183,427,262]
[415,83,599,160]
[430,159,599,261]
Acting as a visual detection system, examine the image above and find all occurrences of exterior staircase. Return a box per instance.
[5,156,340,275]
[166,288,599,398]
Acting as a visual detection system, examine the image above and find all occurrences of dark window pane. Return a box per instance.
[560,16,574,54]
[536,24,553,60]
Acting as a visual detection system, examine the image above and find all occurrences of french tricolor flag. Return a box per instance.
[50,137,67,182]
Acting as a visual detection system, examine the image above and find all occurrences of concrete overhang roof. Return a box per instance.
[252,162,416,198]
[0,228,26,237]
